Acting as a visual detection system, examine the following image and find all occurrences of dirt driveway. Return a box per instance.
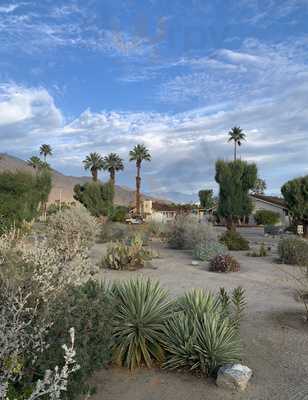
[89,239,308,400]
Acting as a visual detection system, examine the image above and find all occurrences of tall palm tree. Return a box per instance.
[129,144,151,216]
[83,152,104,181]
[103,153,124,184]
[27,156,42,171]
[228,126,246,161]
[40,144,53,162]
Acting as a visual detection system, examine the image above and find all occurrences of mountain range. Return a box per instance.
[0,153,170,206]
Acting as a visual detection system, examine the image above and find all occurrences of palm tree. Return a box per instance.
[103,153,124,184]
[83,152,104,182]
[40,144,53,162]
[228,126,246,161]
[27,156,43,171]
[129,144,151,216]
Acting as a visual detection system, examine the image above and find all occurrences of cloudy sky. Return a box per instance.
[0,0,308,201]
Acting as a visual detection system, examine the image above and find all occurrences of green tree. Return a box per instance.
[252,178,267,195]
[228,126,246,161]
[281,176,308,236]
[40,144,53,162]
[0,170,52,233]
[103,153,124,184]
[215,159,257,230]
[198,189,214,209]
[27,156,43,171]
[129,144,151,216]
[83,152,104,182]
[73,181,114,217]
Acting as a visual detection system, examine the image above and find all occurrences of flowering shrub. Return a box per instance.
[46,206,99,261]
[210,254,240,272]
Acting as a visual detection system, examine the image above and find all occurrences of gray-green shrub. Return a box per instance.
[193,242,227,261]
[278,236,308,266]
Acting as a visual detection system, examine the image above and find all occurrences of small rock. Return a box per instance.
[216,364,252,392]
[191,260,199,266]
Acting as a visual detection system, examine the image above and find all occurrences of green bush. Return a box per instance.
[37,280,114,398]
[278,236,308,266]
[0,170,51,234]
[73,181,114,217]
[112,278,171,369]
[220,230,250,251]
[254,210,280,225]
[163,288,245,375]
[210,254,240,272]
[102,236,153,270]
[109,205,128,222]
[193,242,227,261]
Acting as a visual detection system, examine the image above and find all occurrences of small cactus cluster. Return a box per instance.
[102,236,152,270]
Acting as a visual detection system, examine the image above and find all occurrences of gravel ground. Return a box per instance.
[88,234,308,400]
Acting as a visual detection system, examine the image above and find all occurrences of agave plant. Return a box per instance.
[112,278,172,369]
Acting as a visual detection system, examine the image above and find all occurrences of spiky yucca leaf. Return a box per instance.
[163,312,200,371]
[112,278,171,369]
[176,288,221,319]
[195,312,242,375]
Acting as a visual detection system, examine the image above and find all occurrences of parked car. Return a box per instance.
[125,216,144,225]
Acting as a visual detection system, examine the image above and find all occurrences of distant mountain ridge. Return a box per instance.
[0,153,170,206]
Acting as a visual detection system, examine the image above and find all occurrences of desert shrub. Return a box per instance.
[254,210,280,225]
[99,222,131,243]
[73,181,114,217]
[46,206,99,261]
[109,205,128,222]
[146,220,170,239]
[220,230,249,251]
[112,278,171,369]
[38,280,114,398]
[0,170,51,234]
[193,242,227,261]
[247,243,268,257]
[278,236,308,266]
[167,215,217,250]
[210,254,240,272]
[102,236,153,270]
[163,288,245,375]
[46,201,72,216]
[0,281,79,400]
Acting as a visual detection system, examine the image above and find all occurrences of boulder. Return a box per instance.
[216,364,252,392]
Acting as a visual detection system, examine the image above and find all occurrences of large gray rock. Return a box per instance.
[216,364,252,392]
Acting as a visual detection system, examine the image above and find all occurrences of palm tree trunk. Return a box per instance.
[110,170,115,185]
[136,163,141,216]
[234,141,237,161]
[92,168,98,182]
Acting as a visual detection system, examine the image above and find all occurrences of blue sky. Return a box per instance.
[0,0,308,201]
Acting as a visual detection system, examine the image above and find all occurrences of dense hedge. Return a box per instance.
[254,210,280,225]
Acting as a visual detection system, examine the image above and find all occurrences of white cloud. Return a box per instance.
[0,4,19,13]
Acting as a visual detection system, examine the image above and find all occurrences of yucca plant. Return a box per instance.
[163,287,245,376]
[176,289,221,319]
[195,312,242,375]
[163,312,200,371]
[112,278,172,369]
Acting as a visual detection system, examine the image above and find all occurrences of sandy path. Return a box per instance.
[88,240,308,400]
